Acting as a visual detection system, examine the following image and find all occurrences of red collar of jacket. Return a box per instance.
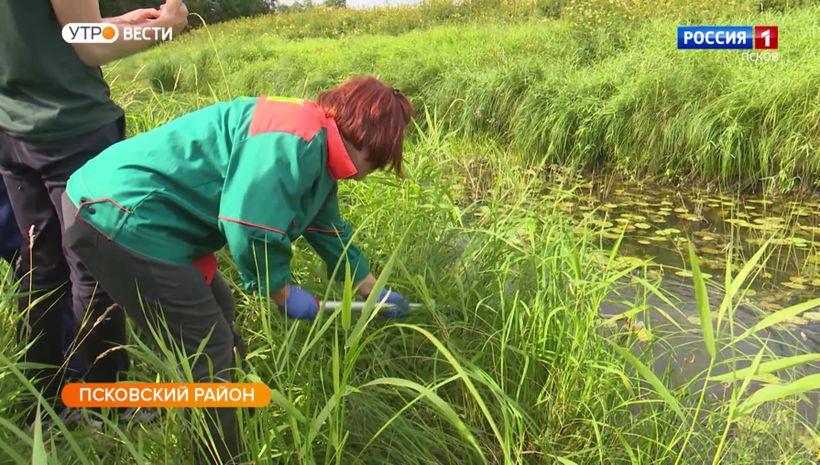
[249,96,358,180]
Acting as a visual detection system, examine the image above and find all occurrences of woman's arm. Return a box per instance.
[51,0,188,67]
[355,273,377,298]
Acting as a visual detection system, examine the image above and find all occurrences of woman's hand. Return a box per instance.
[157,0,188,36]
[274,284,319,320]
[355,273,377,298]
[356,274,410,317]
[376,288,410,317]
[113,8,160,25]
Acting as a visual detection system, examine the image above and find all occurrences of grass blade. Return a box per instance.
[31,406,46,465]
[716,241,769,328]
[731,298,819,346]
[360,377,485,461]
[735,373,820,418]
[608,342,685,421]
[341,262,353,331]
[689,245,715,359]
[269,388,307,424]
[710,353,820,382]
[393,323,506,454]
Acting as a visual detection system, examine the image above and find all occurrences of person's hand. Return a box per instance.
[277,285,320,320]
[116,8,160,25]
[376,288,410,318]
[158,0,188,36]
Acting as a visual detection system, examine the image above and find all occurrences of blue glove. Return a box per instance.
[278,285,320,320]
[376,288,410,318]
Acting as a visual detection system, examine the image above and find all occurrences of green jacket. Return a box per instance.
[66,96,369,296]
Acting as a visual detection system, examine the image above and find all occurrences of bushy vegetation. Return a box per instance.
[110,0,820,193]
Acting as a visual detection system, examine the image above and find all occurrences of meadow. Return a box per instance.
[0,1,818,464]
[112,0,820,193]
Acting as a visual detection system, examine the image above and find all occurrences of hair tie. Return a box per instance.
[392,87,402,96]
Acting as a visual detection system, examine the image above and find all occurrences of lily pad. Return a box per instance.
[687,315,717,325]
[770,237,810,247]
[759,301,783,312]
[679,214,703,222]
[753,217,784,226]
[726,219,754,228]
[656,228,681,236]
[784,316,809,326]
[676,270,711,279]
[782,281,807,290]
[791,208,810,217]
[623,214,647,221]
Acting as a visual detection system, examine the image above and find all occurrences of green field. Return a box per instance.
[1,1,819,464]
[112,0,820,193]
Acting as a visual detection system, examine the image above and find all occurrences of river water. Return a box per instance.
[550,174,819,422]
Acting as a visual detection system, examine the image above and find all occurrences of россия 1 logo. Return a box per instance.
[678,26,778,62]
[677,26,778,50]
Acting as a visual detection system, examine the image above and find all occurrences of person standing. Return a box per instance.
[0,0,189,423]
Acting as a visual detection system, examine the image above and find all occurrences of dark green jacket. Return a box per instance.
[66,96,369,296]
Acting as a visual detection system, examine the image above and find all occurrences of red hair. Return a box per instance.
[317,77,413,175]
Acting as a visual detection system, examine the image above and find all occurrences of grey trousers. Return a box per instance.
[62,193,243,464]
[0,120,126,414]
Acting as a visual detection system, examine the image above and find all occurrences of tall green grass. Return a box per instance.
[0,1,817,463]
[108,2,820,193]
[0,113,816,464]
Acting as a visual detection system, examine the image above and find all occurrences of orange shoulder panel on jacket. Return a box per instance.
[249,97,327,140]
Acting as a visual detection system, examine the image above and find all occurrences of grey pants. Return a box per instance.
[0,120,126,412]
[62,193,243,463]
